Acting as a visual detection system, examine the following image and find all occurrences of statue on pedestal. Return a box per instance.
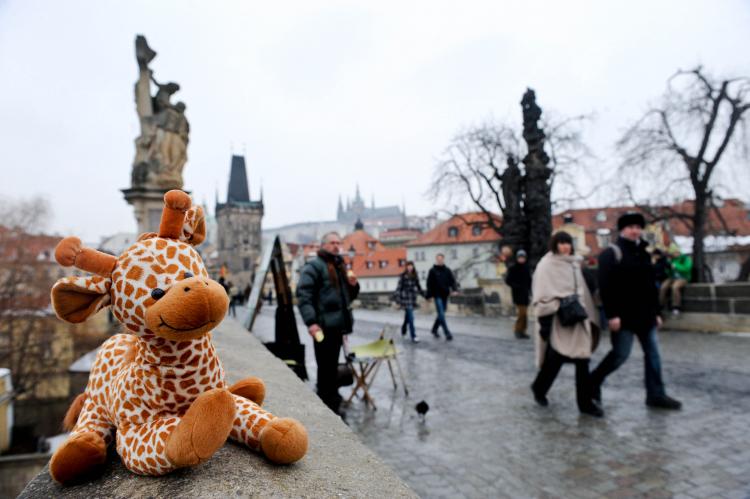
[132,35,189,190]
[520,88,552,267]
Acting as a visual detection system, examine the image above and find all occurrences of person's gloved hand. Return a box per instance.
[538,315,554,342]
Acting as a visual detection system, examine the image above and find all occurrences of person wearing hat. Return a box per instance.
[505,249,532,339]
[589,212,682,410]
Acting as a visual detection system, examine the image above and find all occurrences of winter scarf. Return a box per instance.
[532,252,600,367]
[317,249,347,290]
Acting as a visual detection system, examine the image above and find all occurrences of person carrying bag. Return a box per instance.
[530,231,602,417]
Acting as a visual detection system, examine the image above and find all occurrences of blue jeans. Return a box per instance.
[590,326,666,399]
[432,297,452,338]
[401,307,416,339]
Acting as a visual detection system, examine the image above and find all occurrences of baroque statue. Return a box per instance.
[132,35,189,190]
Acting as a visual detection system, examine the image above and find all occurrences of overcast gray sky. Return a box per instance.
[1,0,749,242]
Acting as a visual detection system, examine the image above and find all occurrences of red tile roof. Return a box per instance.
[342,229,386,255]
[406,212,502,247]
[380,228,422,239]
[348,247,407,278]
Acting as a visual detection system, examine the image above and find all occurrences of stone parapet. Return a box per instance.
[19,319,415,498]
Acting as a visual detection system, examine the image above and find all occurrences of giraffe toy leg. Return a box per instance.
[229,376,266,405]
[49,401,114,484]
[165,388,236,468]
[116,388,236,475]
[116,417,181,475]
[229,394,308,464]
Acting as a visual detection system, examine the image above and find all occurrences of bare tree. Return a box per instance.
[430,106,592,266]
[618,66,750,282]
[0,196,60,399]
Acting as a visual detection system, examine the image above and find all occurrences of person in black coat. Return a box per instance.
[425,253,458,341]
[296,232,360,414]
[505,249,531,339]
[394,261,424,343]
[589,212,682,410]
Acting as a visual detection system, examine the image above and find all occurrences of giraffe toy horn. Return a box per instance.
[55,237,117,277]
[158,190,192,240]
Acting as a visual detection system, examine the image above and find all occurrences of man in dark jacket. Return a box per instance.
[505,249,532,339]
[426,253,458,341]
[589,212,682,410]
[296,232,360,414]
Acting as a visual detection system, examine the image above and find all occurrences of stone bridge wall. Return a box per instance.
[19,320,415,498]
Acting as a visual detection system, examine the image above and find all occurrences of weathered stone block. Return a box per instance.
[715,283,750,299]
[732,299,750,315]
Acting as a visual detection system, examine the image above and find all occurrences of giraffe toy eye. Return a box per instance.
[151,288,165,300]
[184,272,194,279]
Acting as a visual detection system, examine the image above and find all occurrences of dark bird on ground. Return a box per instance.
[416,400,429,421]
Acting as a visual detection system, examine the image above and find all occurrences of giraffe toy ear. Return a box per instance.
[51,276,112,324]
[180,205,206,246]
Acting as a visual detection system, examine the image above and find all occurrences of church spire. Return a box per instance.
[227,155,250,203]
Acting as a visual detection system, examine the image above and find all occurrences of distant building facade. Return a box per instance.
[215,155,264,287]
[553,199,750,282]
[407,212,502,289]
[337,185,404,229]
[342,222,406,294]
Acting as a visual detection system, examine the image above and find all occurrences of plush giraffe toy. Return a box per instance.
[48,190,308,484]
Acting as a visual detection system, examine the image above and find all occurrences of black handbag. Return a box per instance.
[557,263,588,327]
[337,363,354,387]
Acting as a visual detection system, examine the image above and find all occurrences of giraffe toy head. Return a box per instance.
[51,190,229,340]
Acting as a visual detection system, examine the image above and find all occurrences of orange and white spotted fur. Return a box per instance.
[48,190,307,484]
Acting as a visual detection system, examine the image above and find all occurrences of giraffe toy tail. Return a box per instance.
[62,393,87,432]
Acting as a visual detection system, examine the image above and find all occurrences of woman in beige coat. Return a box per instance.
[530,231,603,417]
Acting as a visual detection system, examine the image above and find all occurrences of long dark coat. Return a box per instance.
[598,237,660,332]
[505,262,531,306]
[296,251,360,333]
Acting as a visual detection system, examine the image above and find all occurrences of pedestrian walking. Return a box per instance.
[530,231,603,417]
[426,253,458,341]
[590,212,682,410]
[394,261,424,343]
[505,249,532,339]
[296,231,360,415]
[218,276,229,294]
[227,281,237,317]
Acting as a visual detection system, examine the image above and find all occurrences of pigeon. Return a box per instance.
[416,400,429,422]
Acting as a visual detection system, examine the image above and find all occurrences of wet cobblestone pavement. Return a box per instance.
[246,307,750,498]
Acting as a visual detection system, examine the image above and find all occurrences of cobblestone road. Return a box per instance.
[244,306,750,499]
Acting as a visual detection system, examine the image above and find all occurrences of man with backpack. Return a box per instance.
[589,212,682,410]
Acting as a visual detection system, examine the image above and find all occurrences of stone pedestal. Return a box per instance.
[122,187,187,235]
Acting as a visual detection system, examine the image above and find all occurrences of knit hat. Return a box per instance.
[617,212,645,231]
[516,249,527,258]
